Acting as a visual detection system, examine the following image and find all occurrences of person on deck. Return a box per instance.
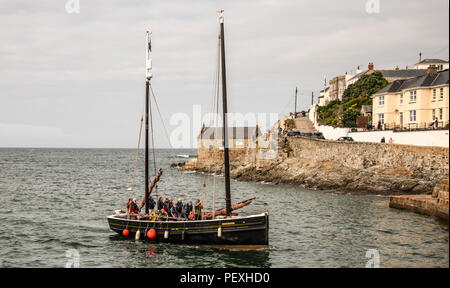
[163,198,170,212]
[128,198,139,214]
[169,201,178,218]
[194,199,203,220]
[126,198,132,212]
[183,201,193,219]
[176,199,183,216]
[157,197,164,211]
[159,208,168,217]
[147,195,156,211]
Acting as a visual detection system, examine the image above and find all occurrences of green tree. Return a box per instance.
[318,71,388,128]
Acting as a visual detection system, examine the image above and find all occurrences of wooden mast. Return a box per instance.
[145,31,153,215]
[218,10,232,217]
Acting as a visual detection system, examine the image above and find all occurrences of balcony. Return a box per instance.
[372,121,449,132]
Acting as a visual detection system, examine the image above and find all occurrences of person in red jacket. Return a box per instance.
[127,198,139,214]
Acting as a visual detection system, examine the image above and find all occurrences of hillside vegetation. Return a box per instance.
[318,71,388,128]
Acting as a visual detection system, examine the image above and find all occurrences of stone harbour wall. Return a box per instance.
[182,136,449,195]
[389,179,449,221]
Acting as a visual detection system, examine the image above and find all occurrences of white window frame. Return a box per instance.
[400,94,403,104]
[439,108,443,121]
[379,113,385,125]
[379,95,385,106]
[439,88,444,100]
[432,89,437,101]
[432,109,436,120]
[409,110,417,123]
[409,90,417,103]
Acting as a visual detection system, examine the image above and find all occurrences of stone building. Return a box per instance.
[318,87,330,106]
[329,75,347,102]
[197,126,261,162]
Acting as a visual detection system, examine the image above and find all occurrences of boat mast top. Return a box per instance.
[218,9,224,23]
[146,30,153,81]
[217,10,232,217]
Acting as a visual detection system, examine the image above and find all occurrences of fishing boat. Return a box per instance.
[107,10,269,246]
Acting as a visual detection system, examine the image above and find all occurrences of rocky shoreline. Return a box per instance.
[177,137,449,196]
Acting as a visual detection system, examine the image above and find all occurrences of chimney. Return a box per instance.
[427,65,438,75]
[419,52,422,62]
[368,62,374,70]
[395,66,399,71]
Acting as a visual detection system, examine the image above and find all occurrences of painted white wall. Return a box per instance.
[348,129,449,147]
[318,125,350,140]
[414,63,449,71]
[317,125,449,147]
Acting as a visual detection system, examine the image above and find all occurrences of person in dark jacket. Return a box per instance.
[148,195,156,211]
[169,201,178,218]
[176,198,183,216]
[183,202,193,219]
[157,197,164,211]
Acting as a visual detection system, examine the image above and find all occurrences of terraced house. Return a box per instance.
[371,67,449,130]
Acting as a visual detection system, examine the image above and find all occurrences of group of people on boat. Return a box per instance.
[127,196,203,221]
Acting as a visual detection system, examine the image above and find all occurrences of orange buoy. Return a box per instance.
[147,229,156,239]
[122,229,129,236]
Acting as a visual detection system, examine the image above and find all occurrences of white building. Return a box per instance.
[414,59,449,71]
[318,87,330,106]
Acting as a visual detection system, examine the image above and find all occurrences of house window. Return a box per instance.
[410,90,417,102]
[440,88,444,100]
[439,108,443,121]
[379,113,385,124]
[432,109,436,120]
[432,89,437,101]
[409,110,416,123]
[379,95,385,106]
[400,94,403,104]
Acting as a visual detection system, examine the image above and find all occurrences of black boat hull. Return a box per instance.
[107,213,269,246]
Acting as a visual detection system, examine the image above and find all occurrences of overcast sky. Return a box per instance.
[0,0,448,148]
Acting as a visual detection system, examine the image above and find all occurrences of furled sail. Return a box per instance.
[202,198,255,219]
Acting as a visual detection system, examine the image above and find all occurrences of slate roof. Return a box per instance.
[378,69,427,78]
[373,70,449,96]
[348,69,427,82]
[415,59,449,65]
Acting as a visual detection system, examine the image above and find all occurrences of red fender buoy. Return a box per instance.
[122,229,129,236]
[147,229,156,239]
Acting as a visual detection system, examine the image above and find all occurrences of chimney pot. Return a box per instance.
[427,65,438,75]
[368,62,374,70]
[427,65,438,74]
